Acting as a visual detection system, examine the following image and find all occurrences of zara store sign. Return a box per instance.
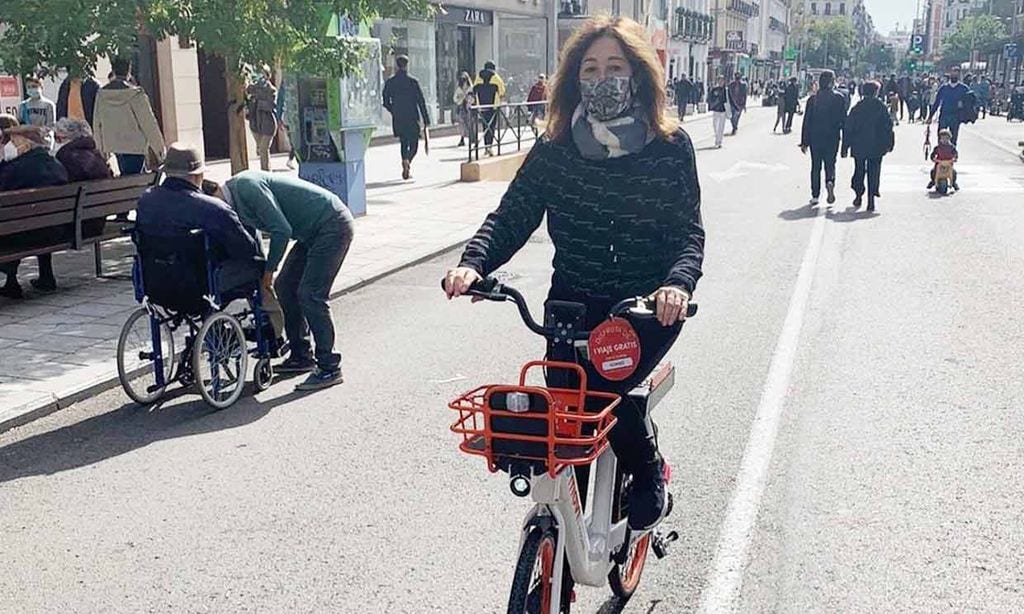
[437,5,494,26]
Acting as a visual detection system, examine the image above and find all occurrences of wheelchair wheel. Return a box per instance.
[193,312,248,409]
[117,308,175,405]
[254,358,273,392]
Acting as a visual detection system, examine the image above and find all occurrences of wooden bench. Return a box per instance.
[0,173,157,277]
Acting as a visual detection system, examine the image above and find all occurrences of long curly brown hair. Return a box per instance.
[546,15,676,143]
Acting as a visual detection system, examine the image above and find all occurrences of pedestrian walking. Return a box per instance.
[274,77,298,170]
[841,81,893,213]
[783,77,799,133]
[444,14,704,535]
[382,54,431,180]
[799,70,848,205]
[93,57,166,175]
[246,65,279,172]
[727,73,747,134]
[56,72,100,127]
[975,76,991,118]
[219,171,355,391]
[927,67,970,146]
[18,76,56,130]
[453,71,475,147]
[473,60,506,156]
[708,76,728,148]
[527,74,548,122]
[674,74,694,121]
[773,88,786,133]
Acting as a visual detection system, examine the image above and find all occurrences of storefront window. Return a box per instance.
[372,19,437,134]
[498,15,548,103]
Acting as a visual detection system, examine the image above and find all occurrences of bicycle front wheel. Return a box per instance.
[116,307,174,405]
[508,526,560,614]
[193,312,247,409]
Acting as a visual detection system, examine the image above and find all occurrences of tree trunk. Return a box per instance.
[225,60,250,175]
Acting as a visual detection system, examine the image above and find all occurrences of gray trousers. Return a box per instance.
[274,215,354,371]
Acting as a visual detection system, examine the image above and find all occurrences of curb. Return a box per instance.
[0,237,471,435]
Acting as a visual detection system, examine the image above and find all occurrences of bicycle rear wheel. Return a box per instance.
[508,526,560,614]
[193,312,247,409]
[116,308,174,405]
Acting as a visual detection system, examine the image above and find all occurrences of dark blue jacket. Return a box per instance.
[930,82,970,121]
[136,177,258,264]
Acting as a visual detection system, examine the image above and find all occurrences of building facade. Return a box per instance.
[710,0,760,78]
[377,0,555,127]
[669,0,714,83]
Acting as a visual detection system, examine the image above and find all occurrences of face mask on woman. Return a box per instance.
[2,141,19,162]
[27,87,41,99]
[580,76,633,121]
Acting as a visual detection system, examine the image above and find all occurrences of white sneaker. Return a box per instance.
[810,196,820,205]
[286,159,296,170]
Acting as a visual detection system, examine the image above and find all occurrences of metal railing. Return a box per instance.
[462,101,547,163]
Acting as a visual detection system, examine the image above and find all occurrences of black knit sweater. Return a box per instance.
[459,129,704,299]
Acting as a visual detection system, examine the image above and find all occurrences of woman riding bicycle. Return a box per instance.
[444,16,704,531]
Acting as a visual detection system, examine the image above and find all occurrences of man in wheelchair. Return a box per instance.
[135,143,284,348]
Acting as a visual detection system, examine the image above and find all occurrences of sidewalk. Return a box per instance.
[0,133,506,431]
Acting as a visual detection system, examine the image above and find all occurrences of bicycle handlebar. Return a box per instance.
[442,277,698,339]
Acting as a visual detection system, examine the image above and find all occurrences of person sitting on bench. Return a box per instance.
[0,124,69,298]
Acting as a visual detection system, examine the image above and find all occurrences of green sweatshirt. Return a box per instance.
[225,171,350,271]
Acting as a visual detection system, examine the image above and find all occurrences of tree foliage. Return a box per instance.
[857,40,895,73]
[0,0,431,78]
[941,15,1008,66]
[800,17,857,69]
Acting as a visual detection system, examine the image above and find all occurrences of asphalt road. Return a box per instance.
[2,106,1024,614]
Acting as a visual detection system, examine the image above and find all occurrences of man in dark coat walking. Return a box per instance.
[382,55,430,180]
[674,75,694,120]
[841,81,894,212]
[800,70,848,205]
[783,77,800,133]
[727,74,748,134]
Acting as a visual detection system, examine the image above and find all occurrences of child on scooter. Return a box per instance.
[928,128,958,190]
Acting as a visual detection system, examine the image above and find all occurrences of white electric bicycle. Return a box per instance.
[447,278,697,613]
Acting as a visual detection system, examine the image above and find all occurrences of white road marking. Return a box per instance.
[699,210,828,614]
[708,161,791,182]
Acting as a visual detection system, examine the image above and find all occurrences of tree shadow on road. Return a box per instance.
[777,203,821,221]
[0,383,307,485]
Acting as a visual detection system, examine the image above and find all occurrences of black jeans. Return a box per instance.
[274,214,354,372]
[399,131,419,162]
[480,109,497,146]
[543,293,682,475]
[938,116,961,146]
[851,156,882,202]
[783,110,795,132]
[810,141,839,197]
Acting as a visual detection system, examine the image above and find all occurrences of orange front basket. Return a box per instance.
[449,361,619,477]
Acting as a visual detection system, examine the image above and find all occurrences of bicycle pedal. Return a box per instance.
[652,529,679,560]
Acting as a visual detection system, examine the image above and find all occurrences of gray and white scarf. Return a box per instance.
[571,102,654,160]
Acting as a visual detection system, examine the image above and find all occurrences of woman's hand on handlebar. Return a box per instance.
[444,267,483,299]
[650,286,691,327]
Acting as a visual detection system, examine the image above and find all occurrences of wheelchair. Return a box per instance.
[116,228,283,409]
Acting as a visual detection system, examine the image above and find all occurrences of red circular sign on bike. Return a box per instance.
[588,318,641,381]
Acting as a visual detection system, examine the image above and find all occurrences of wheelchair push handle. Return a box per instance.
[442,276,698,338]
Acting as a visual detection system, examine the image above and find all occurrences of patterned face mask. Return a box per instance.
[579,76,633,121]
